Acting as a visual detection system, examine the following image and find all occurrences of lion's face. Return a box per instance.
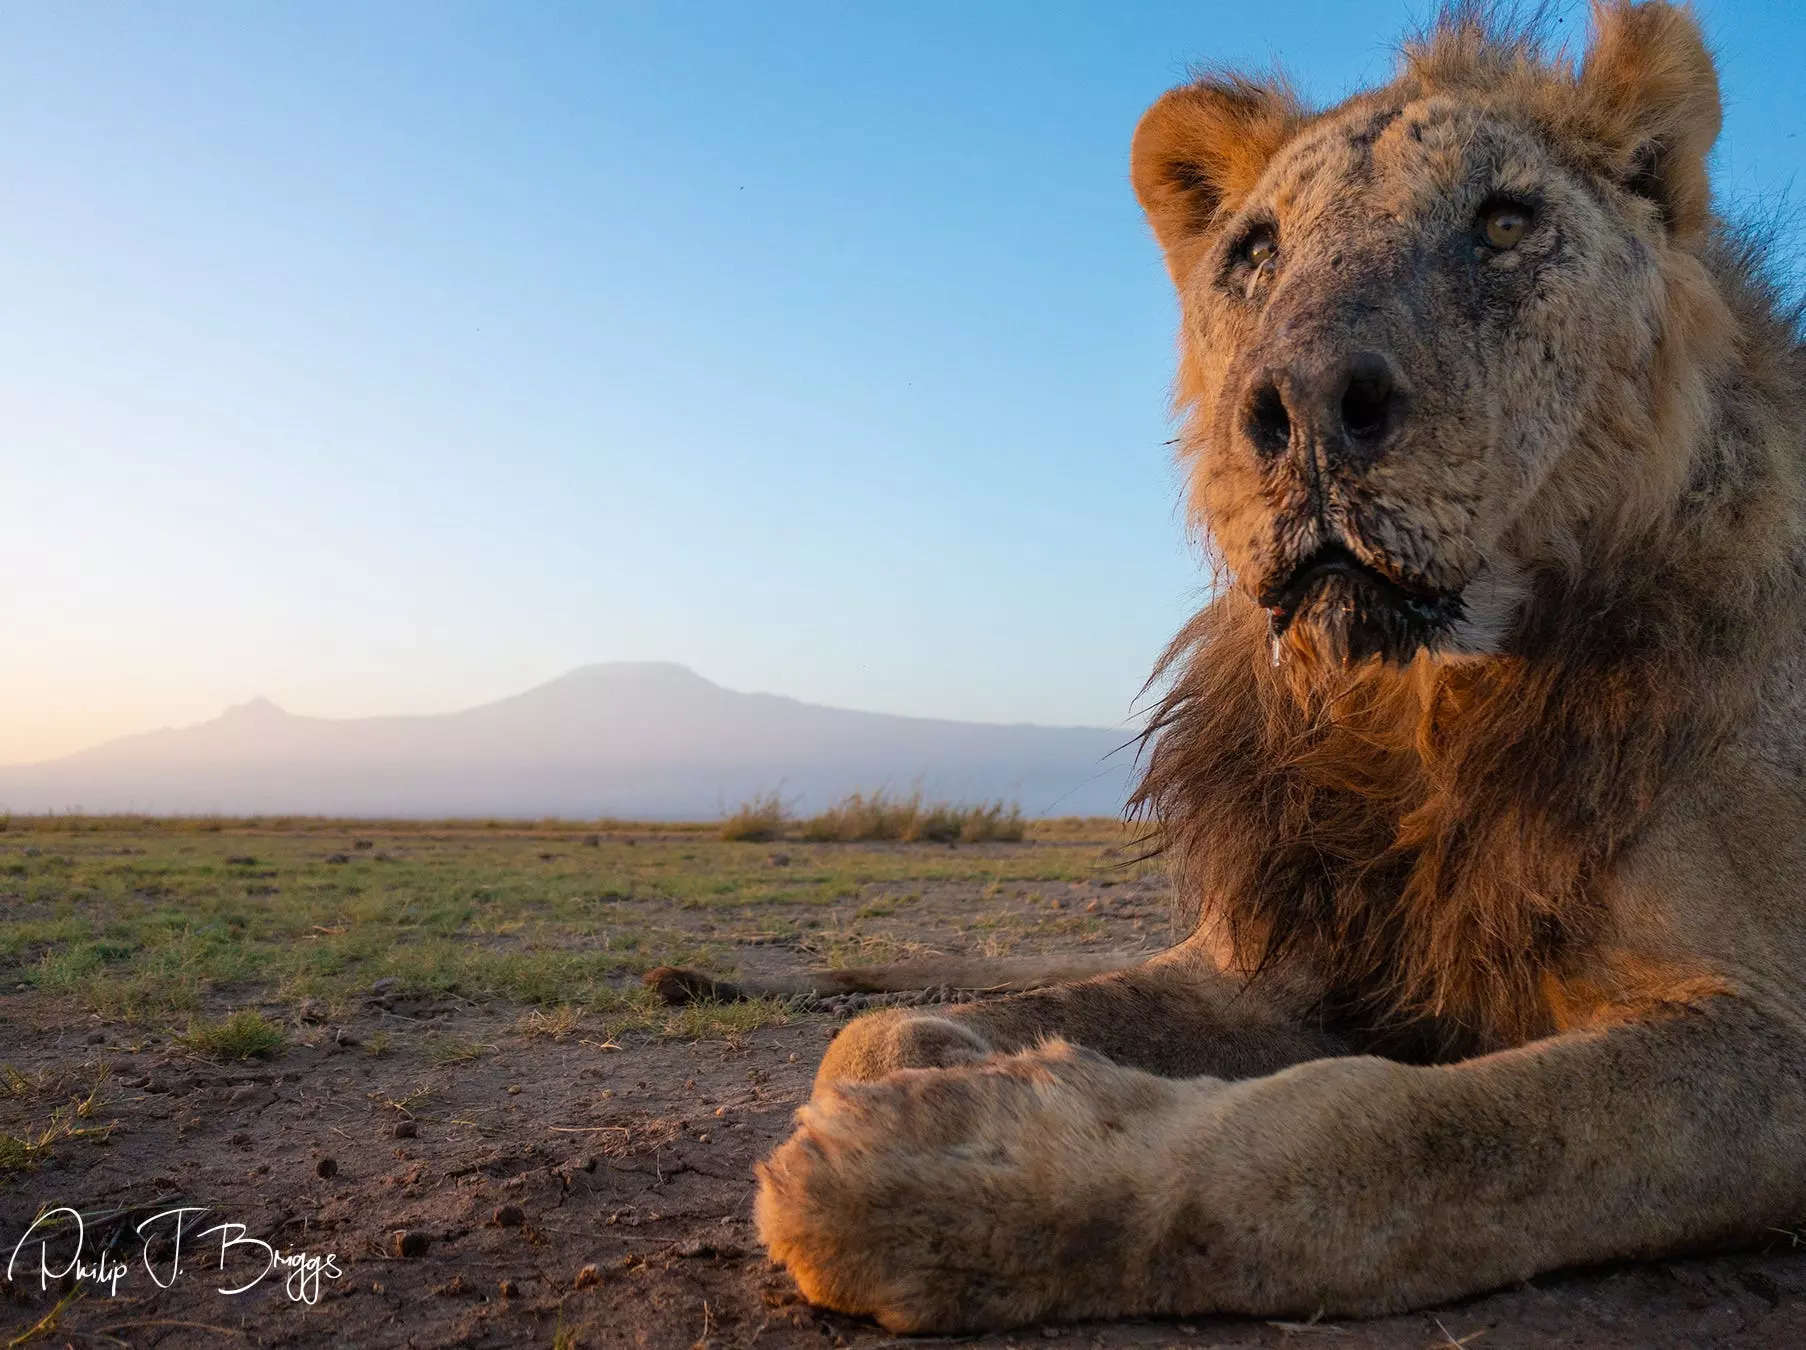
[1133,6,1725,666]
[1179,99,1665,665]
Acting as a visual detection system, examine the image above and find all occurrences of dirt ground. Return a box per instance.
[4,831,1806,1347]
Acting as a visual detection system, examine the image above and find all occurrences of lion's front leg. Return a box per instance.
[814,944,1346,1087]
[759,995,1806,1332]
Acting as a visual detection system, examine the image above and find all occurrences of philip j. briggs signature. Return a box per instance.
[7,1206,342,1305]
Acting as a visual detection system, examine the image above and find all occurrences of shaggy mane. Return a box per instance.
[1128,2,1806,1054]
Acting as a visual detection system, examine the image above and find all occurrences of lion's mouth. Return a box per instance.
[1258,542,1466,664]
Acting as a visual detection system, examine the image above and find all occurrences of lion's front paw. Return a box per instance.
[814,1009,993,1086]
[756,1041,1201,1332]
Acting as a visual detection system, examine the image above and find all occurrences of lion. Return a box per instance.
[651,2,1806,1331]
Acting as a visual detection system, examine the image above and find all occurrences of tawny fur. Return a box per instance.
[739,3,1806,1332]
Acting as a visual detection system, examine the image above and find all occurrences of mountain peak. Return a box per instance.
[0,664,1135,818]
[220,696,288,721]
[550,661,716,688]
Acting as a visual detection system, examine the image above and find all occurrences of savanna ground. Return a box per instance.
[3,818,1805,1348]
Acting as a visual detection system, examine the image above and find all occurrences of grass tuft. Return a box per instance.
[719,791,787,842]
[180,1009,286,1061]
[799,791,1025,844]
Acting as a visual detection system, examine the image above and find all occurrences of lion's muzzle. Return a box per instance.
[1260,541,1466,665]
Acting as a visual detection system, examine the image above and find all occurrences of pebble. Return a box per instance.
[390,1230,430,1258]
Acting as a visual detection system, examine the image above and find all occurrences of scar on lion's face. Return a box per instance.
[1133,38,1725,669]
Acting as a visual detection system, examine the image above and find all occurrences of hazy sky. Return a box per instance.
[4,1,1800,764]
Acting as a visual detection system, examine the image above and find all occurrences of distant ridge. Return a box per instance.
[0,664,1139,820]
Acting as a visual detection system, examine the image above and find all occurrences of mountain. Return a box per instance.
[0,663,1142,819]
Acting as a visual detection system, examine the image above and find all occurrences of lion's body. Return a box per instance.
[662,4,1806,1331]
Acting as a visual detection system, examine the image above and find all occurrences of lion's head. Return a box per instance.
[1131,2,1730,667]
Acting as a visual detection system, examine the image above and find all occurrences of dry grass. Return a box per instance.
[799,791,1025,844]
[518,1005,583,1040]
[721,789,1029,843]
[719,791,788,842]
[0,1067,115,1176]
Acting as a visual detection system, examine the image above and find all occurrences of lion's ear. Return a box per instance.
[1131,75,1303,281]
[1577,1,1721,239]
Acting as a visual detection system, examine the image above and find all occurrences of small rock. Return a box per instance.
[390,1230,430,1259]
[333,1027,360,1047]
[492,1204,525,1228]
[506,1084,521,1095]
[229,1132,250,1147]
[498,1278,520,1297]
[676,1234,744,1259]
[393,1120,417,1139]
[316,1157,338,1178]
[572,1263,601,1289]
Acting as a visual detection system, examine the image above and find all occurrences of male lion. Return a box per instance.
[659,2,1806,1331]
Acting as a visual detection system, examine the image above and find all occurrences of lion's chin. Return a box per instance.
[1261,546,1467,667]
[1281,581,1453,665]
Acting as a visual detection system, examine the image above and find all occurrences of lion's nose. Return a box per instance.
[1242,350,1408,468]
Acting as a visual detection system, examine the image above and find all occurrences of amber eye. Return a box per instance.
[1240,225,1278,268]
[1479,200,1531,250]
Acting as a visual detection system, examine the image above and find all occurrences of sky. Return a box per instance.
[2,1,1800,765]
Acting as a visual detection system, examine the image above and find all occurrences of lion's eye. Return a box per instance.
[1239,226,1278,268]
[1479,200,1532,250]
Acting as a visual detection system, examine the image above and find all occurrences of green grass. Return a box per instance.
[180,1009,286,1060]
[0,815,1149,1037]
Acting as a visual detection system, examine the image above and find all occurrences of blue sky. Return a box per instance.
[3,1,1800,763]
